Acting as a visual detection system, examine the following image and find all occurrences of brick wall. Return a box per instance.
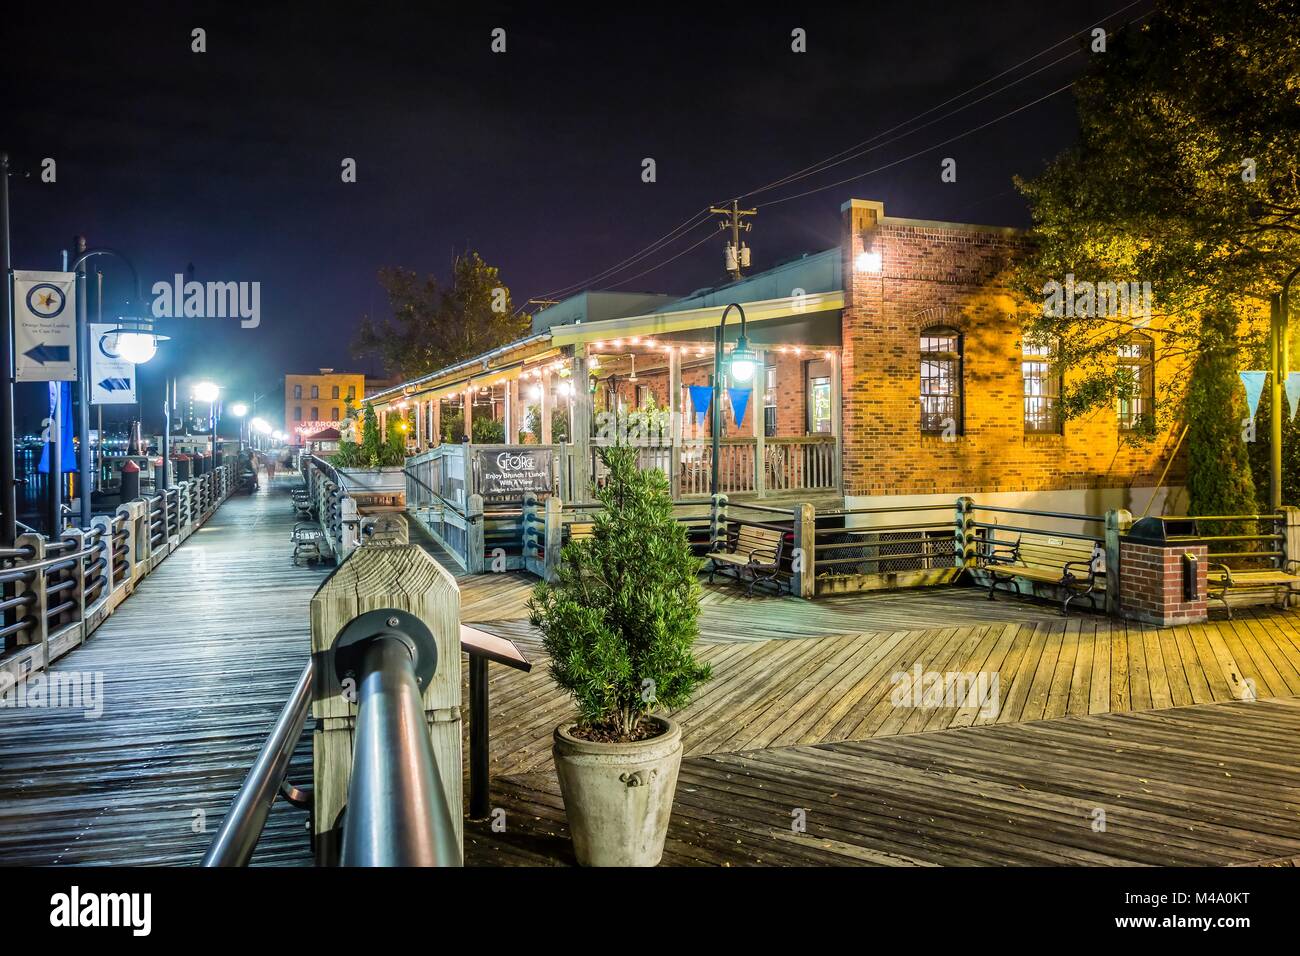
[839,199,1186,499]
[1119,540,1208,626]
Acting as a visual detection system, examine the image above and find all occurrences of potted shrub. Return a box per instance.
[529,445,710,866]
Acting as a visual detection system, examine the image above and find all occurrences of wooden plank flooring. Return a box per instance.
[0,478,321,866]
[3,481,1297,868]
[467,697,1300,866]
[471,604,1300,778]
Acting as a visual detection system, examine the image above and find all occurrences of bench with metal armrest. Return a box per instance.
[290,522,326,566]
[979,534,1105,615]
[707,524,786,596]
[1206,559,1300,619]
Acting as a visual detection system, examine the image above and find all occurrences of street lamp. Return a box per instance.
[711,303,755,498]
[193,381,221,466]
[229,401,249,453]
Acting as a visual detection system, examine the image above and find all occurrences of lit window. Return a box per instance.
[1023,338,1062,434]
[1117,335,1154,432]
[920,326,962,435]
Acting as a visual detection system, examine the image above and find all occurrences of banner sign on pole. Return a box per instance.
[688,385,713,428]
[1240,371,1267,420]
[1286,372,1300,422]
[727,387,751,428]
[89,323,138,405]
[14,270,78,382]
[37,381,76,474]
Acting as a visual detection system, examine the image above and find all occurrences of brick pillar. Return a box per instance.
[839,199,885,498]
[1119,539,1208,626]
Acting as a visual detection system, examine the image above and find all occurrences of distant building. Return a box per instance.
[285,368,365,446]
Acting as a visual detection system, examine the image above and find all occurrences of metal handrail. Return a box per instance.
[201,660,314,867]
[341,635,459,867]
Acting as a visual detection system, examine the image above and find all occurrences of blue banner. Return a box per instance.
[1287,372,1300,421]
[727,387,751,428]
[1240,371,1267,420]
[688,384,712,427]
[38,380,76,474]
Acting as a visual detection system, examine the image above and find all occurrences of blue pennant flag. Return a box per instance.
[1287,372,1300,422]
[687,384,713,427]
[1240,371,1267,420]
[38,381,77,474]
[727,387,751,428]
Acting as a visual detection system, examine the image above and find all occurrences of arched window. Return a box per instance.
[1023,336,1062,434]
[920,326,963,435]
[1117,334,1155,431]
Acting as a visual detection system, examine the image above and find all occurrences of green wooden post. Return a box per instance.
[954,496,975,572]
[793,502,816,599]
[1105,508,1132,616]
[710,493,728,552]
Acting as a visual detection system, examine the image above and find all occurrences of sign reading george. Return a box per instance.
[89,323,138,404]
[14,270,78,382]
[477,447,553,500]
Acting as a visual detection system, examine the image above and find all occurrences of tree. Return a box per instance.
[352,252,530,381]
[528,445,710,740]
[1015,0,1300,428]
[1185,304,1258,518]
[359,402,382,465]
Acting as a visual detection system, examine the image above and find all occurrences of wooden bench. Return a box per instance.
[979,533,1104,615]
[707,524,786,595]
[1206,561,1300,619]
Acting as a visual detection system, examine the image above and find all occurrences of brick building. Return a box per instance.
[368,197,1185,515]
[285,369,365,447]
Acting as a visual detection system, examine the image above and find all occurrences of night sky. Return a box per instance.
[3,0,1151,433]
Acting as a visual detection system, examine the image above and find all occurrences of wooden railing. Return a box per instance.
[0,465,234,689]
[592,435,838,498]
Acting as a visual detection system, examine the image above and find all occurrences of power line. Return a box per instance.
[604,230,720,290]
[515,0,1150,307]
[756,81,1078,208]
[735,0,1149,202]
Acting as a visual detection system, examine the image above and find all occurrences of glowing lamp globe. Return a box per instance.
[193,381,220,403]
[113,332,159,364]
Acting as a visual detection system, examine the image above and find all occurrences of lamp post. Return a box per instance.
[230,401,249,453]
[194,381,221,468]
[1270,265,1300,512]
[710,303,757,499]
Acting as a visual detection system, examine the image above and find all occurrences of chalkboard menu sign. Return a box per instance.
[477,447,554,501]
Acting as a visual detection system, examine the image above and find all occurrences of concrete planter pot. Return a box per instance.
[552,716,683,867]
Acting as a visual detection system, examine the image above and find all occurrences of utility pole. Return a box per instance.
[709,199,757,282]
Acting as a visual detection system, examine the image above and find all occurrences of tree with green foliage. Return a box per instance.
[1185,304,1258,518]
[1015,0,1299,429]
[352,252,530,381]
[528,445,710,740]
[359,402,383,465]
[384,410,408,464]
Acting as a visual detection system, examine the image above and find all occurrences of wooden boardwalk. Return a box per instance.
[468,697,1300,866]
[2,481,1297,868]
[0,477,321,866]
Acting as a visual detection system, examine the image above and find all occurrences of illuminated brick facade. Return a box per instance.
[839,199,1185,501]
